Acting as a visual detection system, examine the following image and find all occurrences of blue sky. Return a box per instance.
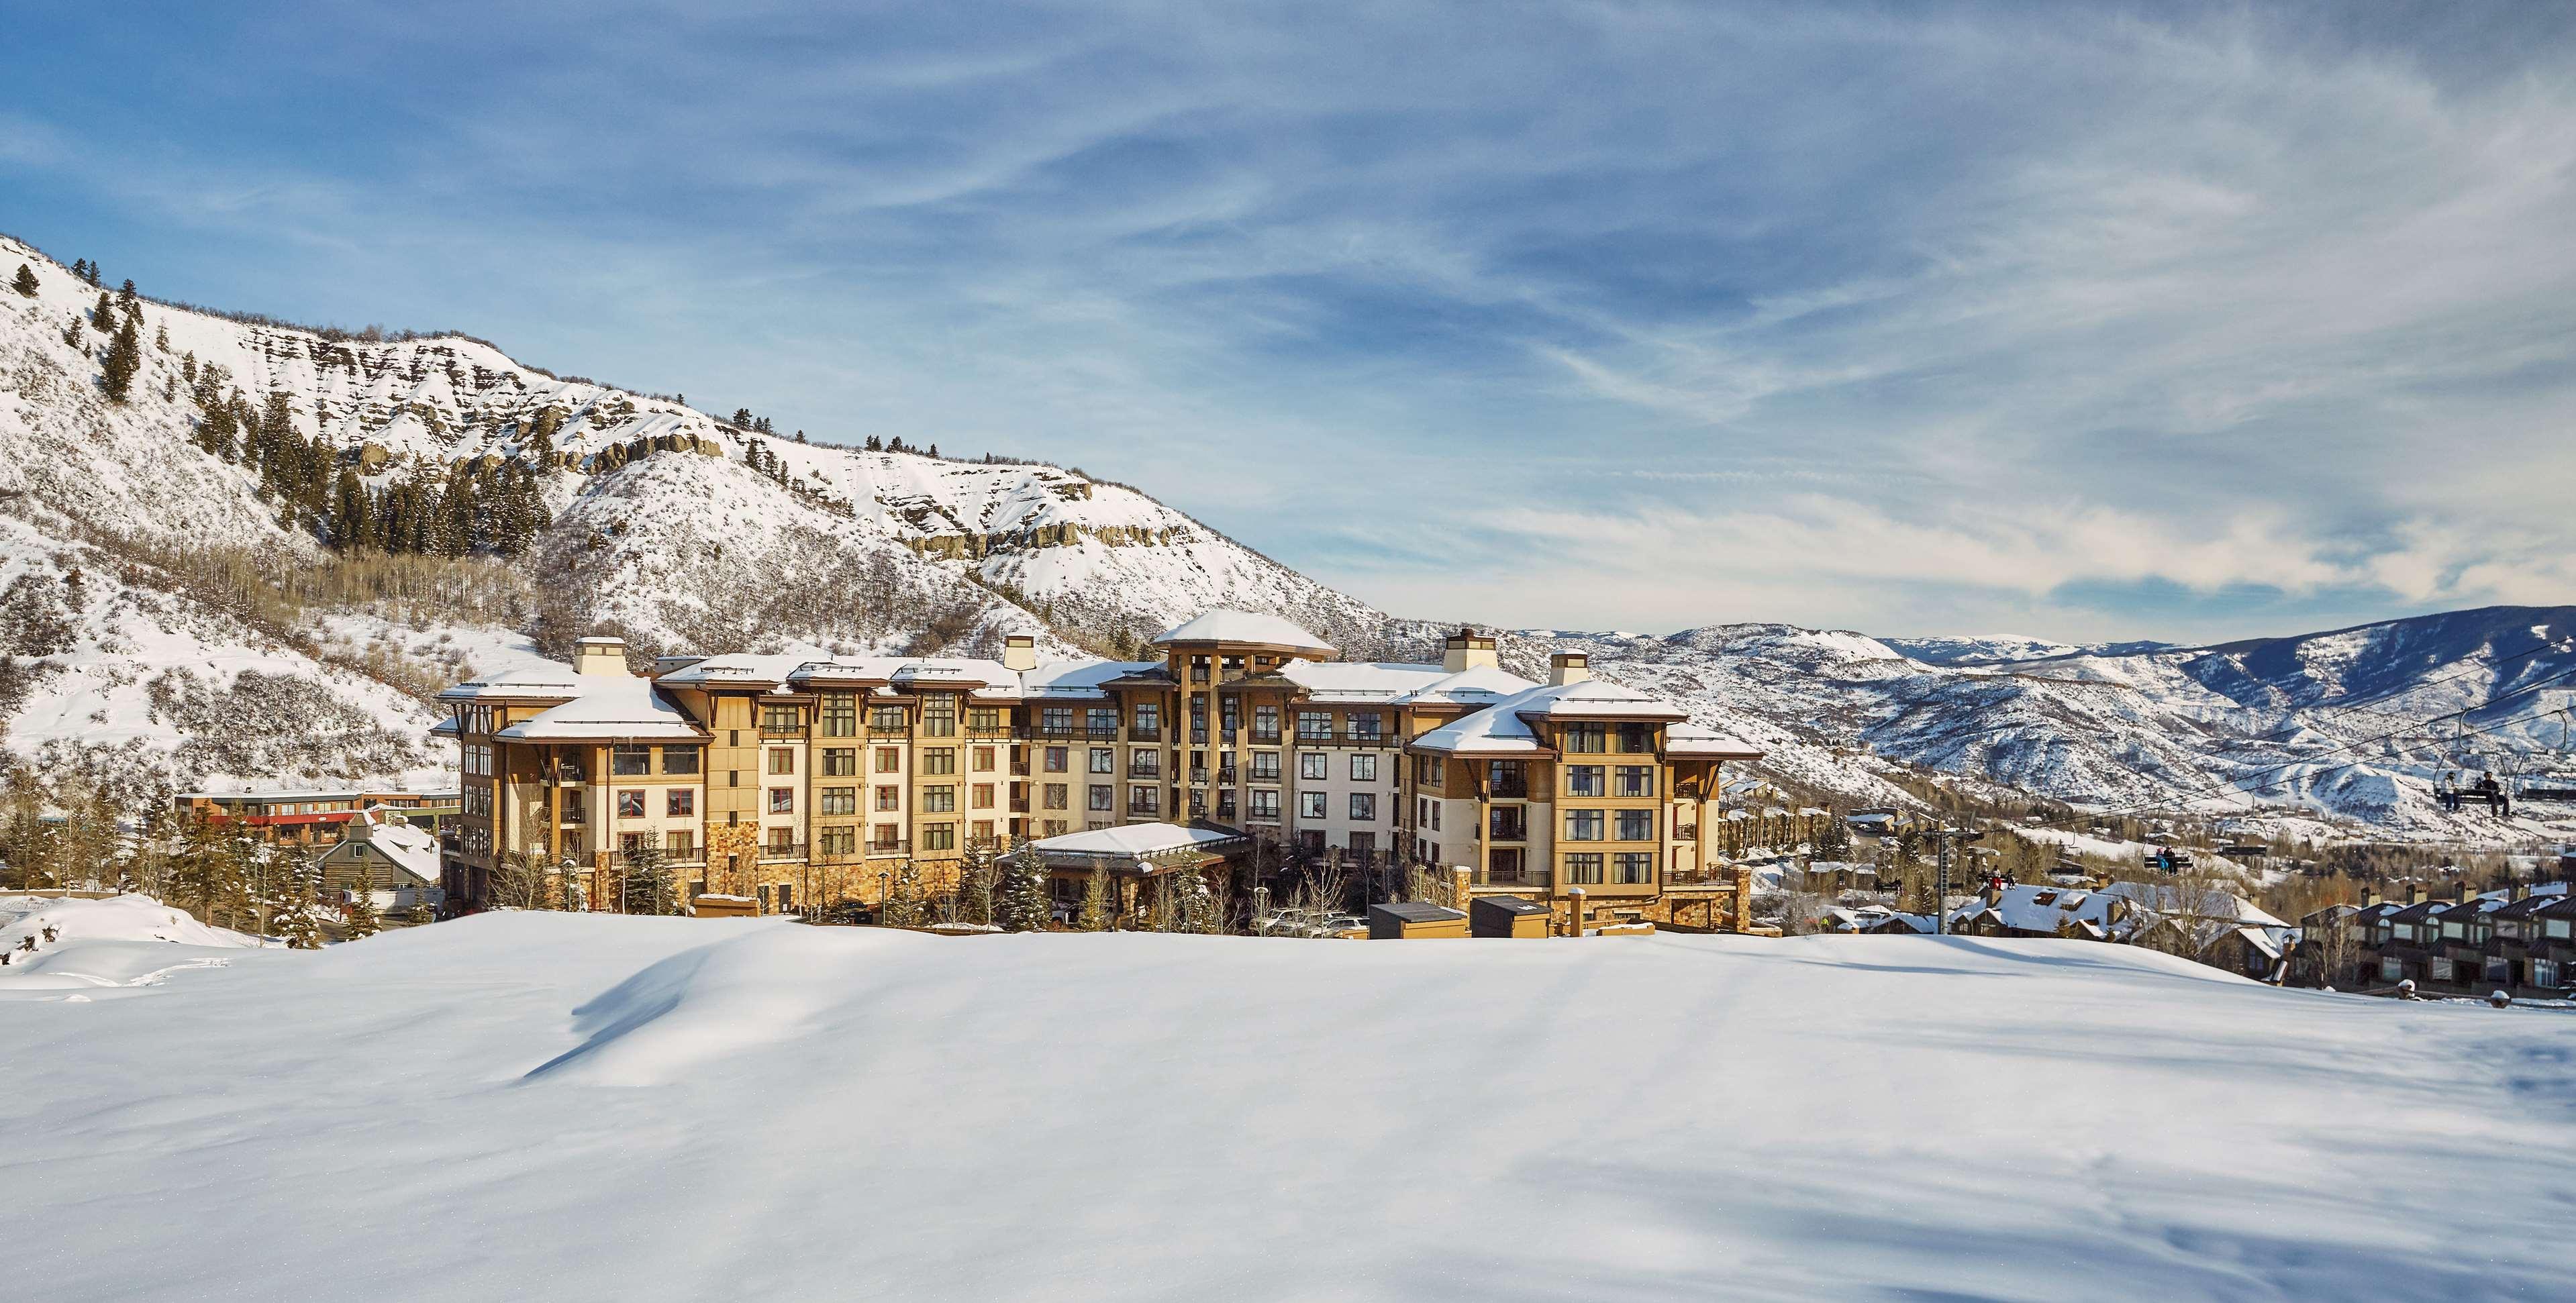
[7,1,2575,643]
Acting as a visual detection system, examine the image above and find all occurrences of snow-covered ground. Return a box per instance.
[5,913,2568,1299]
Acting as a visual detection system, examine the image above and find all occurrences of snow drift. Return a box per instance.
[5,913,2569,1299]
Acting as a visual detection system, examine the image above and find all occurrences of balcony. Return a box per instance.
[758,842,807,862]
[1674,824,1698,842]
[1477,866,1554,888]
[1126,804,1161,818]
[1131,726,1162,743]
[865,839,909,859]
[966,724,1013,738]
[1022,723,1122,741]
[1008,797,1030,814]
[552,764,587,786]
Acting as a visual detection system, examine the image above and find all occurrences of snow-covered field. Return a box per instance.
[5,913,2567,1300]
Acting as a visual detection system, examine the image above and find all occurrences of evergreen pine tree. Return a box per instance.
[69,258,89,284]
[928,443,938,458]
[83,259,101,287]
[956,841,998,927]
[619,844,673,915]
[154,321,169,352]
[795,429,807,443]
[60,315,83,350]
[731,407,753,429]
[101,311,142,403]
[880,860,926,927]
[89,291,115,330]
[1079,863,1113,931]
[864,435,883,452]
[10,264,35,298]
[117,278,140,315]
[344,865,383,939]
[996,846,1050,931]
[330,468,370,547]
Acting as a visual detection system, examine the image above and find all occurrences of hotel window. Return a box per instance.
[922,747,956,776]
[1044,819,1069,836]
[767,748,795,775]
[1348,711,1383,741]
[818,827,856,857]
[762,705,800,734]
[973,746,995,772]
[1045,746,1069,772]
[973,783,994,809]
[823,748,857,776]
[1565,766,1604,797]
[1089,747,1114,774]
[1422,755,1443,784]
[766,826,793,852]
[969,706,1001,733]
[1042,706,1074,734]
[2379,957,2405,984]
[1131,747,1160,778]
[1089,784,1113,813]
[617,790,646,819]
[821,787,857,816]
[1614,852,1653,884]
[1250,789,1279,819]
[1349,793,1375,821]
[666,789,694,817]
[2429,957,2455,981]
[1614,766,1654,797]
[768,787,793,815]
[1565,853,1605,884]
[1087,706,1118,735]
[612,745,652,777]
[2534,959,2562,988]
[1565,809,1605,841]
[822,692,858,737]
[1489,806,1525,841]
[875,747,901,773]
[667,829,695,856]
[1133,702,1161,739]
[1616,810,1654,840]
[2549,919,2573,939]
[1253,705,1281,742]
[871,825,900,850]
[621,831,646,854]
[1299,791,1326,819]
[972,820,994,843]
[870,705,905,732]
[1349,753,1378,782]
[875,786,899,812]
[921,692,958,737]
[1131,786,1160,814]
[1045,783,1069,811]
[1616,723,1654,754]
[1299,753,1328,781]
[1563,723,1606,754]
[1296,711,1332,741]
[922,786,956,814]
[1252,751,1280,780]
[1349,832,1375,857]
[660,745,700,776]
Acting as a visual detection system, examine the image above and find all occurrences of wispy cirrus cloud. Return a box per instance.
[4,1,2573,640]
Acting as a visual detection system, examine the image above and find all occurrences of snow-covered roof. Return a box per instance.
[497,674,707,742]
[1021,659,1161,699]
[652,652,812,690]
[338,811,441,884]
[1150,609,1335,654]
[2095,882,2286,929]
[1951,884,2131,939]
[1409,678,1693,755]
[783,656,1022,699]
[1395,664,1538,706]
[1281,660,1453,702]
[437,663,585,701]
[1032,822,1242,860]
[1665,722,1765,758]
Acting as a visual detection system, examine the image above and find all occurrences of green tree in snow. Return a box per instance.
[996,845,1050,932]
[10,264,36,298]
[101,311,142,403]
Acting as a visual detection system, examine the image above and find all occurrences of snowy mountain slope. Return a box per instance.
[1534,607,2576,836]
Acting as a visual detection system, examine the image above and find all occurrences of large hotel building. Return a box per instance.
[436,610,1765,922]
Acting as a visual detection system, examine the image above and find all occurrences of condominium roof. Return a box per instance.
[436,664,585,702]
[1282,660,1454,702]
[1409,679,1714,755]
[333,810,442,884]
[1665,722,1766,758]
[1030,821,1248,875]
[1021,659,1162,699]
[1150,609,1336,654]
[496,674,709,742]
[652,652,813,690]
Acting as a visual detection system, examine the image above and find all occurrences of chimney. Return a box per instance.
[1002,634,1037,673]
[1443,627,1499,673]
[2410,883,2427,905]
[573,636,632,677]
[1549,652,1590,686]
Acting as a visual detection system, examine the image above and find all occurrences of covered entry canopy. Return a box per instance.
[1030,822,1249,878]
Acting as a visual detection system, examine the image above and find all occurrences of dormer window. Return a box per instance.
[1562,723,1606,754]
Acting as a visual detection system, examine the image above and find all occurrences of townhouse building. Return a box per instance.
[436,611,1766,925]
[2318,884,2576,997]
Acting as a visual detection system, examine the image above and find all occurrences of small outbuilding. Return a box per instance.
[1471,895,1551,938]
[1369,901,1469,939]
